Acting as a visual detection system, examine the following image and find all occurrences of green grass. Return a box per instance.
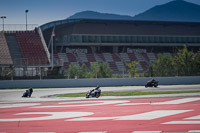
[58,90,200,97]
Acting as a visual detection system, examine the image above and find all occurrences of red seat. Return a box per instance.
[16,31,49,65]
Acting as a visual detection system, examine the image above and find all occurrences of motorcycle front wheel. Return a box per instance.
[86,93,90,98]
[154,84,158,87]
[95,93,100,98]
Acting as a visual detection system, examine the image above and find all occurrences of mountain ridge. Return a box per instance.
[133,0,200,22]
[67,0,200,22]
[68,10,133,20]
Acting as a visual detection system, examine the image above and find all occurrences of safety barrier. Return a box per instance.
[0,76,199,88]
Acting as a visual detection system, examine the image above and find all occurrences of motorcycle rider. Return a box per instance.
[91,85,100,96]
[151,79,156,83]
[22,87,33,97]
[86,85,101,98]
[95,85,100,90]
[29,87,33,97]
[145,79,158,88]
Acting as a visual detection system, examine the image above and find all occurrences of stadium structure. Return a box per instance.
[0,19,200,79]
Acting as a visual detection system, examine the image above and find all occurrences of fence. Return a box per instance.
[0,66,49,80]
[0,24,38,31]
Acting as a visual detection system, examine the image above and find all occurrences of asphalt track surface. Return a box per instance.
[0,85,200,133]
[0,85,200,103]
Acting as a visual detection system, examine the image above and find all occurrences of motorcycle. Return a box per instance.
[22,88,33,97]
[145,80,159,88]
[86,88,101,98]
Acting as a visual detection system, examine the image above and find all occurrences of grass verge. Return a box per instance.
[58,90,200,97]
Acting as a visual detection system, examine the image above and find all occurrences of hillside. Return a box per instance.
[68,10,133,20]
[133,0,200,22]
[67,0,200,22]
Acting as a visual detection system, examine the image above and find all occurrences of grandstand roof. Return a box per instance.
[41,19,200,36]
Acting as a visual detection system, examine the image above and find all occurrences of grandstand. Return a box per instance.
[0,29,50,79]
[0,19,200,79]
[41,19,200,74]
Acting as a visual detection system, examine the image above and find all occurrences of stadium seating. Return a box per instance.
[111,53,121,62]
[141,52,150,62]
[120,53,130,62]
[66,53,77,62]
[96,53,106,62]
[140,61,148,70]
[115,61,125,71]
[134,52,145,62]
[127,53,137,61]
[103,53,114,62]
[0,32,13,65]
[53,51,160,72]
[76,53,88,62]
[16,31,49,65]
[108,62,118,72]
[94,53,103,62]
[4,32,25,66]
[86,53,96,62]
[58,53,68,62]
[147,53,157,63]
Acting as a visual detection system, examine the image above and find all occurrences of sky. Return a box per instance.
[0,0,200,26]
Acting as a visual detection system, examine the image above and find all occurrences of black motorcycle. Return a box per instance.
[86,88,101,98]
[145,80,159,88]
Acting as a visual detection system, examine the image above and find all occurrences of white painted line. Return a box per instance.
[67,116,116,121]
[59,101,102,104]
[0,112,93,122]
[32,100,129,108]
[0,103,40,108]
[163,121,200,124]
[30,132,55,133]
[132,131,162,133]
[185,115,200,120]
[68,110,191,121]
[116,110,191,120]
[153,98,200,105]
[164,115,200,124]
[118,103,150,106]
[79,131,106,133]
[118,98,200,106]
[188,130,200,133]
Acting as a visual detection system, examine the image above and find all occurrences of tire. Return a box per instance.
[95,93,100,98]
[86,93,89,98]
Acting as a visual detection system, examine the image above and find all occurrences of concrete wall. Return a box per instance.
[0,76,199,89]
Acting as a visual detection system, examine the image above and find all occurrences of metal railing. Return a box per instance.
[0,24,38,31]
[0,58,50,67]
[37,27,51,63]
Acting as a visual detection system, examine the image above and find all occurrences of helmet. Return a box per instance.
[95,85,100,90]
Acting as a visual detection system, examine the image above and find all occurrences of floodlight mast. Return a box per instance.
[1,16,6,32]
[25,9,29,30]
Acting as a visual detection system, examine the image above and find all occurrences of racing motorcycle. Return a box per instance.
[22,88,33,97]
[145,79,159,88]
[86,88,101,98]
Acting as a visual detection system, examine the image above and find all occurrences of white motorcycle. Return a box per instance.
[86,88,101,98]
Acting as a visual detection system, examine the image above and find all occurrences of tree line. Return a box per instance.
[64,46,200,79]
[144,46,200,77]
[64,63,112,79]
